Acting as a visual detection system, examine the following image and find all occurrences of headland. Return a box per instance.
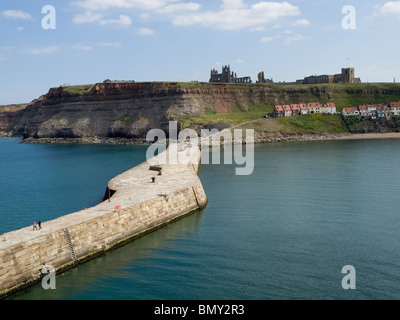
[2,82,400,144]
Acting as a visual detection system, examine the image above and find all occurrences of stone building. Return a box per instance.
[257,72,273,84]
[297,68,361,85]
[209,65,252,84]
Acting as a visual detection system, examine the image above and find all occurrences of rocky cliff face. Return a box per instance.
[0,104,28,136]
[3,82,400,140]
[6,82,275,140]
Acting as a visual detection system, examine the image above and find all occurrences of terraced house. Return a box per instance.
[290,104,301,116]
[342,107,360,117]
[358,105,374,118]
[343,103,400,119]
[308,103,322,114]
[273,105,284,118]
[322,103,337,115]
[283,105,292,117]
[390,102,400,116]
[300,104,308,115]
[272,102,336,118]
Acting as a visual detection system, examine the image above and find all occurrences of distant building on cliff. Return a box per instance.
[209,65,252,84]
[296,68,361,85]
[257,72,273,84]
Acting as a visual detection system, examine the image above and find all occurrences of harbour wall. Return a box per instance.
[0,143,207,298]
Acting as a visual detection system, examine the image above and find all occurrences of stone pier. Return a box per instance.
[0,143,207,298]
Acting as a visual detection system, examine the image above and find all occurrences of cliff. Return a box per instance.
[3,82,400,140]
[0,104,28,136]
[8,82,280,140]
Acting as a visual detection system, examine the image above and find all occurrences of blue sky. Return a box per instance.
[0,0,400,105]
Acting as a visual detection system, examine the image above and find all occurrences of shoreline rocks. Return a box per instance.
[16,132,353,146]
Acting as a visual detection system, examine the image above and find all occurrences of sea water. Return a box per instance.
[2,137,400,300]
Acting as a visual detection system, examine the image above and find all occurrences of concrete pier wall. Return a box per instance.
[0,143,207,298]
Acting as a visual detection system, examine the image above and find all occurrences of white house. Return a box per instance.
[308,102,322,114]
[283,105,292,117]
[390,102,400,116]
[322,103,337,114]
[343,107,360,117]
[299,103,308,115]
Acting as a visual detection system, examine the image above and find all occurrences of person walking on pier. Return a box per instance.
[33,221,37,231]
[38,220,42,230]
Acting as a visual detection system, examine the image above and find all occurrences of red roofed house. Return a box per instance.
[299,103,308,115]
[308,102,322,114]
[342,107,360,117]
[366,104,383,112]
[290,104,301,116]
[283,105,292,117]
[358,105,374,118]
[273,105,284,118]
[322,103,337,115]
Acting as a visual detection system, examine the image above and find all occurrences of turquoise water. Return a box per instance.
[2,138,400,300]
[0,138,148,234]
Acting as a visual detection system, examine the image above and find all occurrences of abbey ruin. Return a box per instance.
[209,65,252,84]
[209,65,360,85]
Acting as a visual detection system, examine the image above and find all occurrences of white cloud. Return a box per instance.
[157,2,201,14]
[96,42,121,47]
[29,46,60,55]
[71,44,94,51]
[73,11,132,25]
[99,14,132,25]
[172,0,301,31]
[233,59,244,64]
[72,11,104,24]
[139,13,151,21]
[380,1,400,15]
[71,0,177,11]
[293,18,310,26]
[17,26,24,31]
[137,27,155,36]
[260,29,309,44]
[260,36,275,43]
[1,10,33,20]
[284,33,306,44]
[250,26,265,31]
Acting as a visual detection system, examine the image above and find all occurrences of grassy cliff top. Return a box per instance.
[61,81,400,107]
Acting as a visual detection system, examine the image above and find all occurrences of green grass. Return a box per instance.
[60,81,400,110]
[274,114,349,134]
[62,84,94,94]
[177,100,350,135]
[234,113,350,135]
[178,104,272,129]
